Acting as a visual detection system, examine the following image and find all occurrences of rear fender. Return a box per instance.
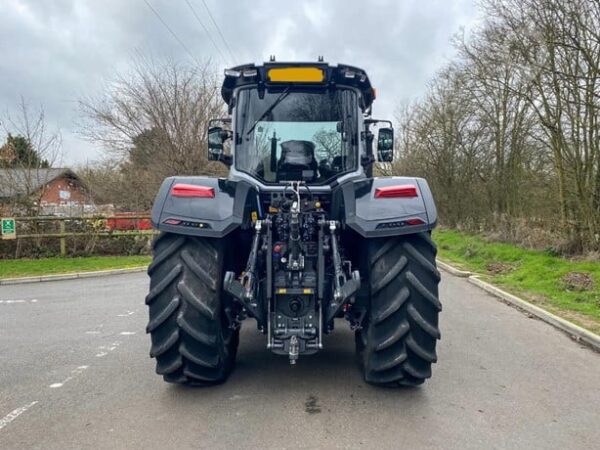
[151,177,258,238]
[341,177,437,238]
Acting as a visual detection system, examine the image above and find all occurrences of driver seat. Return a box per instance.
[277,140,318,182]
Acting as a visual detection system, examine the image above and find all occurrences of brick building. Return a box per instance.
[0,168,94,216]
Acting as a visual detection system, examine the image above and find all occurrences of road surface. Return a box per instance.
[0,272,599,449]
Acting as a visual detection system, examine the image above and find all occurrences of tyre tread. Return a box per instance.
[146,232,238,386]
[358,232,441,387]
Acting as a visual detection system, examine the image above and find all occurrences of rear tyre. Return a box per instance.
[146,232,239,386]
[356,232,441,386]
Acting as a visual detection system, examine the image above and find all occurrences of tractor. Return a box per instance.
[146,60,441,387]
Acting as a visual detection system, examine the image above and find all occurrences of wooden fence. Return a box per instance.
[1,215,156,257]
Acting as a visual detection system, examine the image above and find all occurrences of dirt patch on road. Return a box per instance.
[305,395,322,414]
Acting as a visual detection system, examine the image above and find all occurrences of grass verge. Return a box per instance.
[0,255,151,279]
[434,229,600,334]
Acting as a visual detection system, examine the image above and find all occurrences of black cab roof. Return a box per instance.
[221,61,376,112]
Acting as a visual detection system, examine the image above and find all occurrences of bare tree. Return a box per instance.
[484,0,600,250]
[392,0,599,252]
[79,56,226,209]
[0,97,63,215]
[313,129,341,162]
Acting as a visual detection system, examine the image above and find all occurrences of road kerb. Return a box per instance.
[438,261,600,351]
[0,267,147,285]
[436,260,472,277]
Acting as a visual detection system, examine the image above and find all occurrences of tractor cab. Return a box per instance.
[208,61,394,185]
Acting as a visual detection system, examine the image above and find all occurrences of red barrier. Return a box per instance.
[106,213,152,231]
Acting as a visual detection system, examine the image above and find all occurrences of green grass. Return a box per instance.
[2,231,598,334]
[434,229,600,334]
[0,255,151,279]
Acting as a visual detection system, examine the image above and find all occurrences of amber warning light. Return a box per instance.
[267,67,325,83]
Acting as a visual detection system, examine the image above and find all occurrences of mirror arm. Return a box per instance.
[220,154,233,166]
[209,117,232,126]
[361,128,375,173]
[365,118,392,128]
[361,154,375,168]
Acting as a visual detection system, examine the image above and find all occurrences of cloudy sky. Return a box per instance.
[0,0,480,166]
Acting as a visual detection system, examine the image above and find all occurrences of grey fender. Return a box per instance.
[340,176,437,238]
[151,177,258,238]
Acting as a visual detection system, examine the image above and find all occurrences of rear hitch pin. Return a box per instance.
[289,335,299,365]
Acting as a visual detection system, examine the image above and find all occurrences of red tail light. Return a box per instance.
[171,183,215,198]
[405,218,425,225]
[375,184,418,198]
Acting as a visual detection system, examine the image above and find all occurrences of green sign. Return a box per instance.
[1,218,16,240]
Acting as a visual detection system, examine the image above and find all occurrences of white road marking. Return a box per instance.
[0,299,38,304]
[86,324,104,335]
[120,331,136,336]
[0,401,38,431]
[48,366,89,388]
[95,341,121,357]
[117,311,135,317]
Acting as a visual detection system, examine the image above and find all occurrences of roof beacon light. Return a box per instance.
[171,183,215,198]
[375,184,418,198]
[242,69,258,78]
[224,69,241,78]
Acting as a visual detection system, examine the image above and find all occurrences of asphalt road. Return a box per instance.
[0,271,599,450]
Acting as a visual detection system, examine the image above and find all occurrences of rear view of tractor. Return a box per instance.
[145,60,441,387]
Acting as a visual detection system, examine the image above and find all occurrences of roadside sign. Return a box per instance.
[1,217,16,240]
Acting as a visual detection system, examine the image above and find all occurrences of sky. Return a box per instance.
[0,0,481,166]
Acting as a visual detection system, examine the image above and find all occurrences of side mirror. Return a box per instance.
[377,127,394,162]
[208,126,224,161]
[208,126,233,165]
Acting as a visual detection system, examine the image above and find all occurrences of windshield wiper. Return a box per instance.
[246,88,290,136]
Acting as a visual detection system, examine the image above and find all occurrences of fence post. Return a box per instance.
[59,220,66,257]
